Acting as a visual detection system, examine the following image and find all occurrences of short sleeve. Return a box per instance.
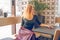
[21,18,24,26]
[35,15,41,25]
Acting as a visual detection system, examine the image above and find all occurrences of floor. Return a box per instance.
[0,37,13,40]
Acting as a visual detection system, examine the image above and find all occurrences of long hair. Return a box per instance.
[22,4,33,19]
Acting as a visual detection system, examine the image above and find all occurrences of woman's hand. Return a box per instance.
[40,24,54,29]
[47,25,54,29]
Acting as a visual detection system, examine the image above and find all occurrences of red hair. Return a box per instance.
[22,4,33,18]
[26,4,32,14]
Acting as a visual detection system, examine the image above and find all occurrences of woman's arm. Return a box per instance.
[34,15,53,29]
[40,24,49,27]
[40,24,53,29]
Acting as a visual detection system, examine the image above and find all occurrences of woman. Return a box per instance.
[16,4,53,40]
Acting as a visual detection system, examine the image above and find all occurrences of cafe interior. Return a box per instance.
[0,0,60,40]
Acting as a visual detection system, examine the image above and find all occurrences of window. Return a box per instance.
[46,16,50,19]
[39,0,42,2]
[51,12,54,15]
[52,2,55,5]
[0,0,12,39]
[43,12,45,14]
[22,2,24,5]
[47,7,50,10]
[47,3,50,5]
[25,2,27,4]
[51,6,55,10]
[51,16,55,19]
[47,12,50,15]
[0,0,11,17]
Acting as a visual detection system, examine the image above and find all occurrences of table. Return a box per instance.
[33,27,60,38]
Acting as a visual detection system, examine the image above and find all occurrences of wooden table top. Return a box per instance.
[33,26,60,35]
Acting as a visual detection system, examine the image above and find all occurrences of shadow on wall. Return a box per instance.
[38,15,45,23]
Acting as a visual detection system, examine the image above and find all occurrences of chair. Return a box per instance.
[53,30,60,40]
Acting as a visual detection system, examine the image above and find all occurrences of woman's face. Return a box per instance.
[31,8,35,15]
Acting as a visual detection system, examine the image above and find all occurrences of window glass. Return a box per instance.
[0,0,12,39]
[0,0,11,17]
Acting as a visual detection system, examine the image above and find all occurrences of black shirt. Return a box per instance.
[21,15,41,30]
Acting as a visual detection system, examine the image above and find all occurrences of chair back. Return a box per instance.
[53,30,60,40]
